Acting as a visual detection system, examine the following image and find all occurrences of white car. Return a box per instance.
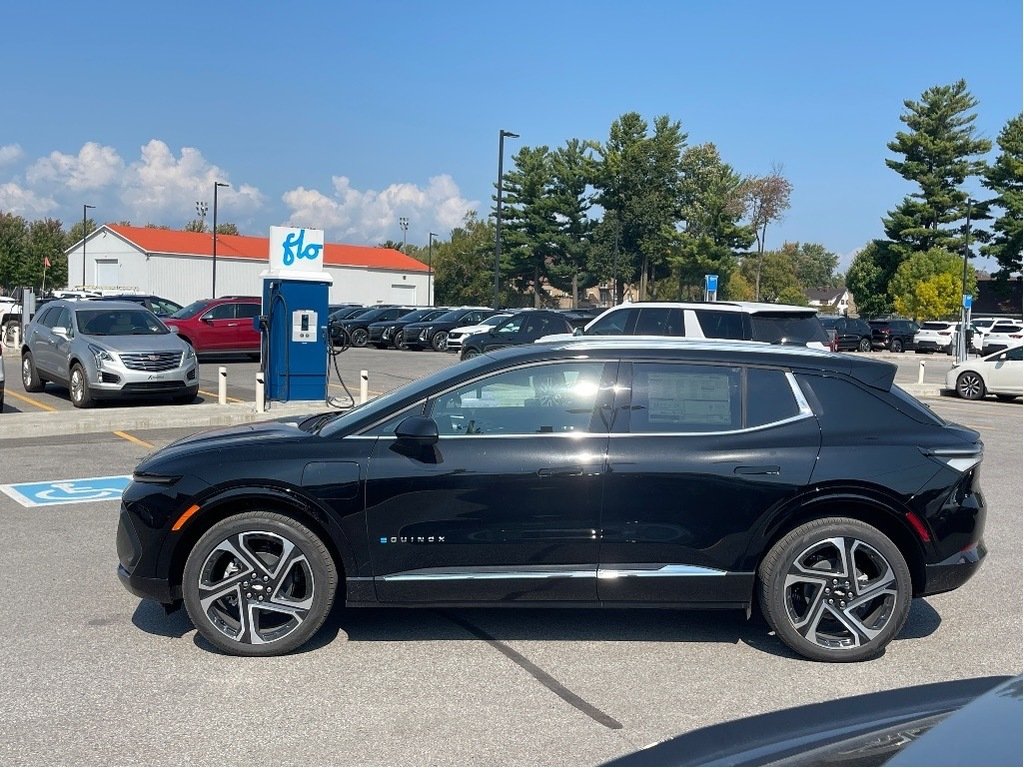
[537,301,830,349]
[914,321,979,354]
[945,344,1023,401]
[445,313,512,352]
[977,323,1024,354]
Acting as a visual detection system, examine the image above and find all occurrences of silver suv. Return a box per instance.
[21,300,198,407]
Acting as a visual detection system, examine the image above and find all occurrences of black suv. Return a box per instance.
[337,306,415,347]
[818,316,874,352]
[367,307,450,349]
[869,319,919,353]
[402,307,495,351]
[460,310,574,359]
[118,339,985,661]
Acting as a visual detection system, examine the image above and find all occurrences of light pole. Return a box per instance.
[211,181,229,297]
[398,217,409,252]
[428,232,438,307]
[196,200,208,227]
[82,204,95,287]
[958,198,974,363]
[494,129,518,308]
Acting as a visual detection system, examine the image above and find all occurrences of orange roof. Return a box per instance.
[105,224,428,272]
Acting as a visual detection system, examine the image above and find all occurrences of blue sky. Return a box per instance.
[0,1,1020,271]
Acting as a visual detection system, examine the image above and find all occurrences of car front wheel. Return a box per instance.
[21,352,45,392]
[956,371,986,400]
[461,347,480,360]
[758,517,911,662]
[430,330,448,351]
[69,363,94,408]
[182,511,338,656]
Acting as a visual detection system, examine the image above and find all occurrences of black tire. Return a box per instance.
[350,328,368,347]
[461,347,480,360]
[430,330,448,352]
[393,331,408,350]
[857,337,871,352]
[758,517,911,662]
[69,363,94,408]
[890,339,904,353]
[182,511,338,656]
[956,371,986,401]
[21,351,45,392]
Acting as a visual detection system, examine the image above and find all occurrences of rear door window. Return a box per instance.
[236,303,260,319]
[627,363,742,433]
[694,310,746,340]
[746,368,803,426]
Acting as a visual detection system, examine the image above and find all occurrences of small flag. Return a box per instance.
[44,257,51,268]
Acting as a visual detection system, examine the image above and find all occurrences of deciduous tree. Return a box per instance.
[889,247,977,320]
[740,166,792,300]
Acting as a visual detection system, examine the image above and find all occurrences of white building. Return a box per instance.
[65,225,431,306]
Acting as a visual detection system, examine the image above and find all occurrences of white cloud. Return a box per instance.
[120,140,264,222]
[26,142,124,190]
[0,144,23,166]
[282,174,476,243]
[0,182,58,216]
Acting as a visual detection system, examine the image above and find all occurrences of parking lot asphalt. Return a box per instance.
[0,353,1020,764]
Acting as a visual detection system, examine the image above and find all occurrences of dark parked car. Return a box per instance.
[118,339,985,658]
[367,307,449,349]
[460,310,574,359]
[162,296,261,356]
[94,294,183,317]
[402,307,495,351]
[337,306,416,347]
[818,315,874,351]
[869,318,920,352]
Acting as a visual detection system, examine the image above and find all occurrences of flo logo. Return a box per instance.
[379,535,446,544]
[281,229,324,266]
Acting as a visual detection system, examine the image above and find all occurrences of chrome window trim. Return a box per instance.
[597,564,727,579]
[608,411,814,438]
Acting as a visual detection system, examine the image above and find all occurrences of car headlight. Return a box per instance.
[183,344,195,361]
[88,343,115,368]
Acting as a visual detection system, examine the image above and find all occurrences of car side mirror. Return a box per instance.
[52,326,68,338]
[395,415,439,446]
[573,327,583,337]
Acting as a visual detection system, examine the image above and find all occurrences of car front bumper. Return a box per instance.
[88,353,198,399]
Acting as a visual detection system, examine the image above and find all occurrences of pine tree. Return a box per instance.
[981,114,1023,278]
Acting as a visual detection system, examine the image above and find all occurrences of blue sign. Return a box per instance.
[963,294,973,310]
[705,274,719,293]
[0,475,131,508]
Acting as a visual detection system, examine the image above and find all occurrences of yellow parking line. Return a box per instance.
[6,389,57,412]
[198,389,245,404]
[114,431,156,449]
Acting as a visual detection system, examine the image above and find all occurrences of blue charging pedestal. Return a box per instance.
[259,270,333,402]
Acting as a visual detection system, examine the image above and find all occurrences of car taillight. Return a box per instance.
[939,331,951,335]
[1011,334,1022,338]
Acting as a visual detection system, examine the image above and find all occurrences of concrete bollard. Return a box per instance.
[918,361,925,384]
[218,366,227,405]
[255,371,265,413]
[360,369,369,404]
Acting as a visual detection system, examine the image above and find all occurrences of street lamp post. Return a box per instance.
[958,199,974,363]
[211,181,229,297]
[82,204,95,288]
[494,129,519,308]
[399,217,409,252]
[428,232,438,307]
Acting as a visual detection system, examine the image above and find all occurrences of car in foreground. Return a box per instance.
[164,296,261,356]
[869,318,919,352]
[21,300,198,407]
[401,307,496,351]
[819,315,874,352]
[444,312,513,352]
[118,339,986,659]
[945,344,1022,401]
[459,309,574,358]
[604,676,1022,767]
[539,301,830,349]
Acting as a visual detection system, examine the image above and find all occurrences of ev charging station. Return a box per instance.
[259,227,333,402]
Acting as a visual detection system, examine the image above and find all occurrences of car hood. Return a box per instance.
[135,419,309,474]
[82,333,189,353]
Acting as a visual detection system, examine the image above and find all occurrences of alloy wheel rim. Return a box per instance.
[783,536,898,650]
[959,374,982,398]
[197,530,315,646]
[22,357,32,386]
[71,369,84,403]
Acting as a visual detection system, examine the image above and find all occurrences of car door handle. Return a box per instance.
[734,465,781,476]
[538,466,586,477]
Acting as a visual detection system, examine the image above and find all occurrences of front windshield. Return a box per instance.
[482,314,510,327]
[170,300,208,319]
[320,354,493,437]
[77,309,168,336]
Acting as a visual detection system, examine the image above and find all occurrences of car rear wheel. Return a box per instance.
[21,351,45,392]
[758,517,911,662]
[956,371,986,400]
[182,511,338,656]
[69,363,94,408]
[890,339,904,353]
[857,337,871,352]
[430,330,448,351]
[350,328,368,347]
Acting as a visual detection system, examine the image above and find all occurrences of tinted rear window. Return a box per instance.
[695,310,746,340]
[921,322,952,331]
[750,314,828,345]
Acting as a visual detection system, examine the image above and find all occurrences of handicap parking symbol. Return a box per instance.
[0,475,132,508]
